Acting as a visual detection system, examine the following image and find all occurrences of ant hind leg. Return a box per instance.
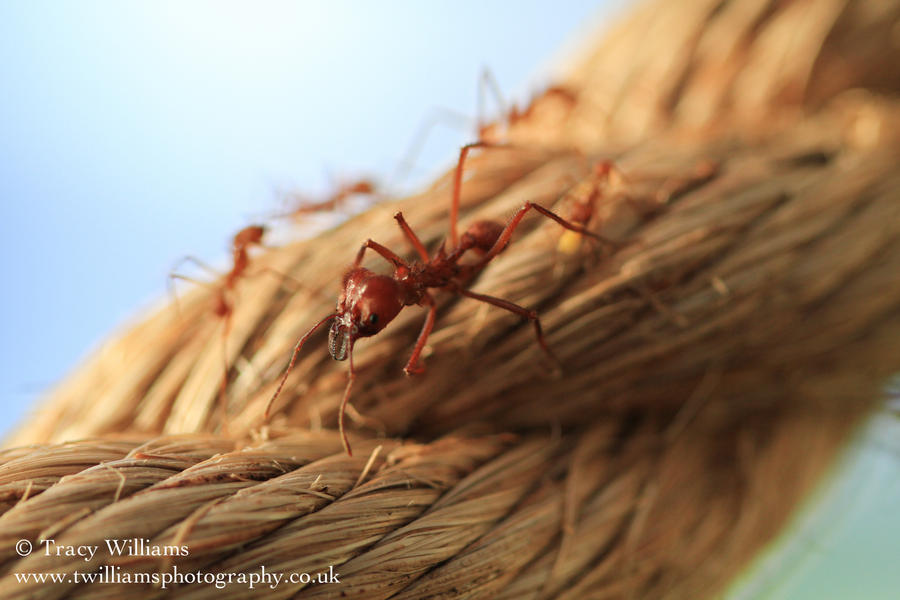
[403,293,437,376]
[455,286,562,374]
[477,202,618,269]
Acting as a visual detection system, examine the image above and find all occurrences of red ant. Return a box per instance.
[392,70,578,188]
[266,142,617,455]
[476,76,578,145]
[555,158,720,258]
[275,178,378,221]
[555,160,625,257]
[552,157,720,328]
[169,225,267,409]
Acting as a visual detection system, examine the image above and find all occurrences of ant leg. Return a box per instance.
[450,141,490,248]
[246,266,302,290]
[455,286,561,371]
[391,68,510,193]
[449,141,520,249]
[169,255,220,279]
[167,257,222,316]
[264,312,337,420]
[167,273,223,324]
[354,239,409,270]
[168,273,218,293]
[244,266,332,305]
[477,67,509,135]
[389,106,474,191]
[241,265,338,312]
[477,202,617,269]
[338,343,357,456]
[393,212,429,262]
[404,293,437,376]
[168,256,223,309]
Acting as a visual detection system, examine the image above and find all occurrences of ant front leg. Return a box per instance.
[169,255,221,281]
[476,67,512,139]
[389,106,473,191]
[455,286,561,373]
[449,141,515,247]
[393,212,430,262]
[167,256,222,316]
[404,292,437,376]
[449,140,526,250]
[449,142,485,248]
[354,239,409,270]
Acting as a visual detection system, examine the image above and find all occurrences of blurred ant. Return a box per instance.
[266,142,618,455]
[392,69,578,188]
[169,225,267,410]
[274,177,379,222]
[475,69,578,144]
[169,224,267,327]
[556,158,720,258]
[556,160,623,257]
[552,157,720,329]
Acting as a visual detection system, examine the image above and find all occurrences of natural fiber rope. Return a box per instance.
[4,0,900,598]
[0,412,850,599]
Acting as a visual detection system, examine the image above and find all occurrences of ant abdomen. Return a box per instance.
[461,220,505,254]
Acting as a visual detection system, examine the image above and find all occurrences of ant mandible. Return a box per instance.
[266,142,617,455]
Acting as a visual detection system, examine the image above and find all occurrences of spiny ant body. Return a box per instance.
[266,142,617,455]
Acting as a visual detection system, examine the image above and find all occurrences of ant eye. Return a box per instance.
[368,314,379,325]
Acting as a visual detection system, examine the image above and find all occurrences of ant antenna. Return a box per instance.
[265,313,336,418]
[338,343,357,456]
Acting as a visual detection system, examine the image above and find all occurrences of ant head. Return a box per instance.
[233,225,267,249]
[329,268,403,361]
[349,180,375,195]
